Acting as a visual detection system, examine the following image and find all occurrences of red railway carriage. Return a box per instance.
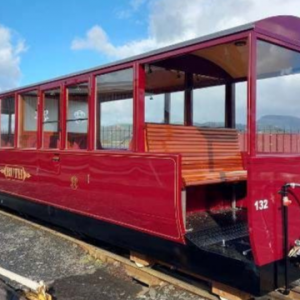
[1,15,300,296]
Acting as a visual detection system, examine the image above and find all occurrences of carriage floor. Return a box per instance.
[185,209,252,262]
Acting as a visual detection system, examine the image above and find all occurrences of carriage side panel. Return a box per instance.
[0,150,184,243]
[249,156,300,266]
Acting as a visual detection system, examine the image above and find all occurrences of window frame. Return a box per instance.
[40,86,62,150]
[65,80,90,151]
[254,35,300,157]
[0,94,16,149]
[17,89,39,150]
[95,67,134,151]
[0,32,258,154]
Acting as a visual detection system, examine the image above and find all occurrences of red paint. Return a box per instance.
[37,89,42,149]
[89,75,95,150]
[61,83,67,150]
[248,157,300,265]
[133,63,145,152]
[14,92,19,148]
[0,150,184,242]
[255,16,300,49]
[248,32,257,157]
[1,16,300,269]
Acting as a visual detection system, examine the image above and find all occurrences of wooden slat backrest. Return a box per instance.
[145,123,245,184]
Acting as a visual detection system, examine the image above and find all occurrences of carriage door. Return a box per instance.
[37,82,90,211]
[57,81,90,210]
[248,40,300,267]
[37,87,62,202]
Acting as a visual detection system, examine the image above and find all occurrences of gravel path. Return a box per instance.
[0,212,203,300]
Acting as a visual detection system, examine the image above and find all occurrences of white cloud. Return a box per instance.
[0,25,26,92]
[130,0,147,11]
[116,0,147,20]
[71,26,157,58]
[71,0,300,133]
[71,0,300,59]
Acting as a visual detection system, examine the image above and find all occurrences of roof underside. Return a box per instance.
[1,15,300,95]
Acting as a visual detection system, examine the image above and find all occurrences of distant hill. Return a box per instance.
[100,116,300,138]
[257,115,300,132]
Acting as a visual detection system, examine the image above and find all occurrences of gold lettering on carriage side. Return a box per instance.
[70,176,78,190]
[0,166,31,181]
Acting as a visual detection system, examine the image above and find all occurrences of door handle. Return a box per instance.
[52,154,60,162]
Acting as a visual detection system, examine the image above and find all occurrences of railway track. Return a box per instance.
[0,208,299,300]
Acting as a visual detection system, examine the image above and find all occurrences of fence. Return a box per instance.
[3,127,299,154]
[100,126,133,149]
[238,130,300,153]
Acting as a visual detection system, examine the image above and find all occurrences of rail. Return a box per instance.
[0,267,51,300]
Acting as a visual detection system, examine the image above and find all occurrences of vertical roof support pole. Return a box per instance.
[8,104,12,140]
[133,62,145,152]
[225,82,236,128]
[14,92,19,148]
[60,83,67,150]
[88,74,95,151]
[37,89,43,149]
[164,93,170,124]
[248,32,257,156]
[184,73,193,126]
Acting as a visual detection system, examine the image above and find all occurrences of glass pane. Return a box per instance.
[96,68,133,150]
[43,88,60,149]
[193,85,225,127]
[0,96,15,147]
[256,41,300,154]
[66,83,89,150]
[19,90,38,148]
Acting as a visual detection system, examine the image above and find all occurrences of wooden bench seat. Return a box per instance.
[145,123,247,186]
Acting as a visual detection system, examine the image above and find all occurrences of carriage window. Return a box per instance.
[193,85,225,127]
[96,68,133,150]
[256,41,300,154]
[66,83,89,150]
[42,88,60,149]
[0,96,15,148]
[18,90,38,148]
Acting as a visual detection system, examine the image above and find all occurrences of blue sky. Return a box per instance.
[1,0,300,130]
[0,0,149,86]
[0,0,299,90]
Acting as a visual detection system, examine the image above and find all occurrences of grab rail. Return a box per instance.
[279,183,300,295]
